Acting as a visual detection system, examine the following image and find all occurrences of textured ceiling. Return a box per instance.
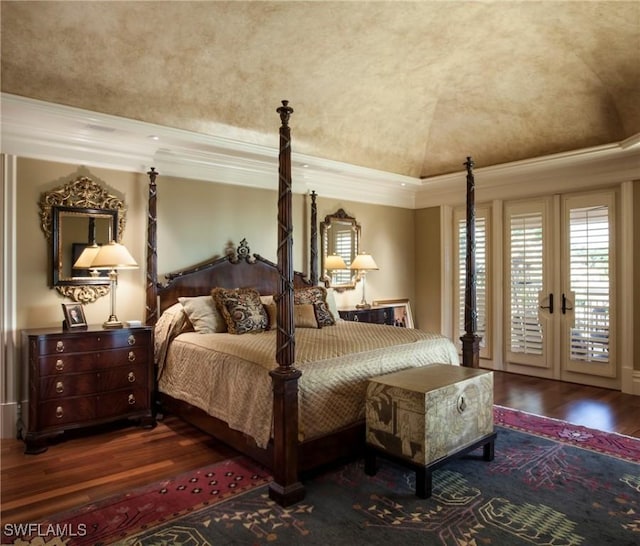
[1,1,639,178]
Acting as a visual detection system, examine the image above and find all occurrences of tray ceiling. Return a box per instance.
[1,1,639,178]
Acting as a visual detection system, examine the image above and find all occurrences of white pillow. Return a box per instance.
[178,295,227,333]
[324,287,343,322]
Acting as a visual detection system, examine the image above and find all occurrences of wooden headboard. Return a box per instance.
[157,239,312,314]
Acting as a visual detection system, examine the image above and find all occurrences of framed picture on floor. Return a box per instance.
[373,298,414,328]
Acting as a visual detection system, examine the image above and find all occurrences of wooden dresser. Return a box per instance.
[22,325,155,454]
[338,306,395,325]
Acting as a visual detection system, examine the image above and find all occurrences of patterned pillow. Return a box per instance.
[211,288,268,334]
[294,286,335,326]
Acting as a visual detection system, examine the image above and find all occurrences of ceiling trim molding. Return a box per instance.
[2,93,638,210]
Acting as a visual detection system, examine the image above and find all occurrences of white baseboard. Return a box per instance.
[0,401,21,439]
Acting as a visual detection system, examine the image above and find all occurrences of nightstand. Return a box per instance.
[22,325,155,454]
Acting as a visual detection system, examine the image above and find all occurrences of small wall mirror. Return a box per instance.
[40,176,126,303]
[320,209,360,290]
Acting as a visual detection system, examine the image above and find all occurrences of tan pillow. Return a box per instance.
[264,302,321,329]
[264,302,277,330]
[211,287,268,334]
[294,303,320,329]
[178,295,227,333]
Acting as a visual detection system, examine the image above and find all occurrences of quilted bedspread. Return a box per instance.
[158,321,459,448]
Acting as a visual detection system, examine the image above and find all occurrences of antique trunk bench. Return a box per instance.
[364,364,496,498]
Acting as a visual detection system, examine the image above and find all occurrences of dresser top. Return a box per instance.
[23,324,152,336]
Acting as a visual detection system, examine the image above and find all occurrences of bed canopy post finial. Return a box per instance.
[460,156,481,368]
[145,167,159,326]
[310,190,318,285]
[269,100,305,507]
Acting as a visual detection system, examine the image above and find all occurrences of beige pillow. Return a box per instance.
[211,287,268,334]
[264,302,277,330]
[294,303,320,329]
[264,302,321,329]
[178,295,227,333]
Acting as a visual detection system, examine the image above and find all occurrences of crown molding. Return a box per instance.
[2,93,638,210]
[0,93,417,208]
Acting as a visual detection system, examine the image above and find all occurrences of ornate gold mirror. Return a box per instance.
[320,209,360,290]
[40,176,126,303]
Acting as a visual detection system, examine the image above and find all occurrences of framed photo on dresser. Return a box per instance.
[62,302,87,329]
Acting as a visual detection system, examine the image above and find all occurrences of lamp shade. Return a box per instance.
[89,241,138,270]
[72,244,101,269]
[324,254,348,270]
[350,253,378,271]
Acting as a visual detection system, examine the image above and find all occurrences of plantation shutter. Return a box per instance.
[567,205,610,363]
[332,230,352,284]
[508,212,544,356]
[457,215,488,352]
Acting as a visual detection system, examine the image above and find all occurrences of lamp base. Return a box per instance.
[103,316,123,328]
[355,302,372,310]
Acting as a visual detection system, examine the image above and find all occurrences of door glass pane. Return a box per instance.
[509,213,544,355]
[569,205,609,362]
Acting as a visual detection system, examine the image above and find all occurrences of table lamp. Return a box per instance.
[88,241,138,328]
[350,252,378,309]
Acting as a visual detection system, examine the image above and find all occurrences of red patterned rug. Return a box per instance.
[1,456,271,546]
[3,406,639,545]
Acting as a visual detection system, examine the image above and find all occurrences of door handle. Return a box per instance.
[562,293,573,314]
[540,293,554,314]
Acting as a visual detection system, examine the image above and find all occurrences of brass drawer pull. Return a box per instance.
[128,371,136,383]
[56,341,64,352]
[128,351,136,362]
[128,335,136,346]
[128,394,136,405]
[56,406,63,419]
[55,381,64,394]
[55,359,64,371]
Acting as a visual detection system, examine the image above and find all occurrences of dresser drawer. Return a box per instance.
[98,363,147,391]
[39,353,97,375]
[36,330,149,356]
[38,397,96,428]
[39,372,98,399]
[98,387,149,418]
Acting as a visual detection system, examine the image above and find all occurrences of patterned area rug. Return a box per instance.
[4,406,639,545]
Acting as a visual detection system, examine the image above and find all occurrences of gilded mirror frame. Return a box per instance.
[320,208,360,290]
[40,176,127,303]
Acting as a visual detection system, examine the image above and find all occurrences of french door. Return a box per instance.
[504,191,617,387]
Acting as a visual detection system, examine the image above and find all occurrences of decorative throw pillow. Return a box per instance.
[211,287,268,334]
[264,302,277,330]
[294,303,321,329]
[324,287,342,322]
[178,295,227,333]
[294,286,335,326]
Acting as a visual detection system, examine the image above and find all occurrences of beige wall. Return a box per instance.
[414,207,442,332]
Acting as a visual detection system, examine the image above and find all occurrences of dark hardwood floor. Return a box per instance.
[1,371,639,526]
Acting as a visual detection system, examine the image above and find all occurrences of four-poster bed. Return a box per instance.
[144,101,480,507]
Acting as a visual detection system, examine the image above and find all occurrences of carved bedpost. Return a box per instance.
[145,167,159,326]
[269,100,305,506]
[310,190,318,285]
[460,157,481,368]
